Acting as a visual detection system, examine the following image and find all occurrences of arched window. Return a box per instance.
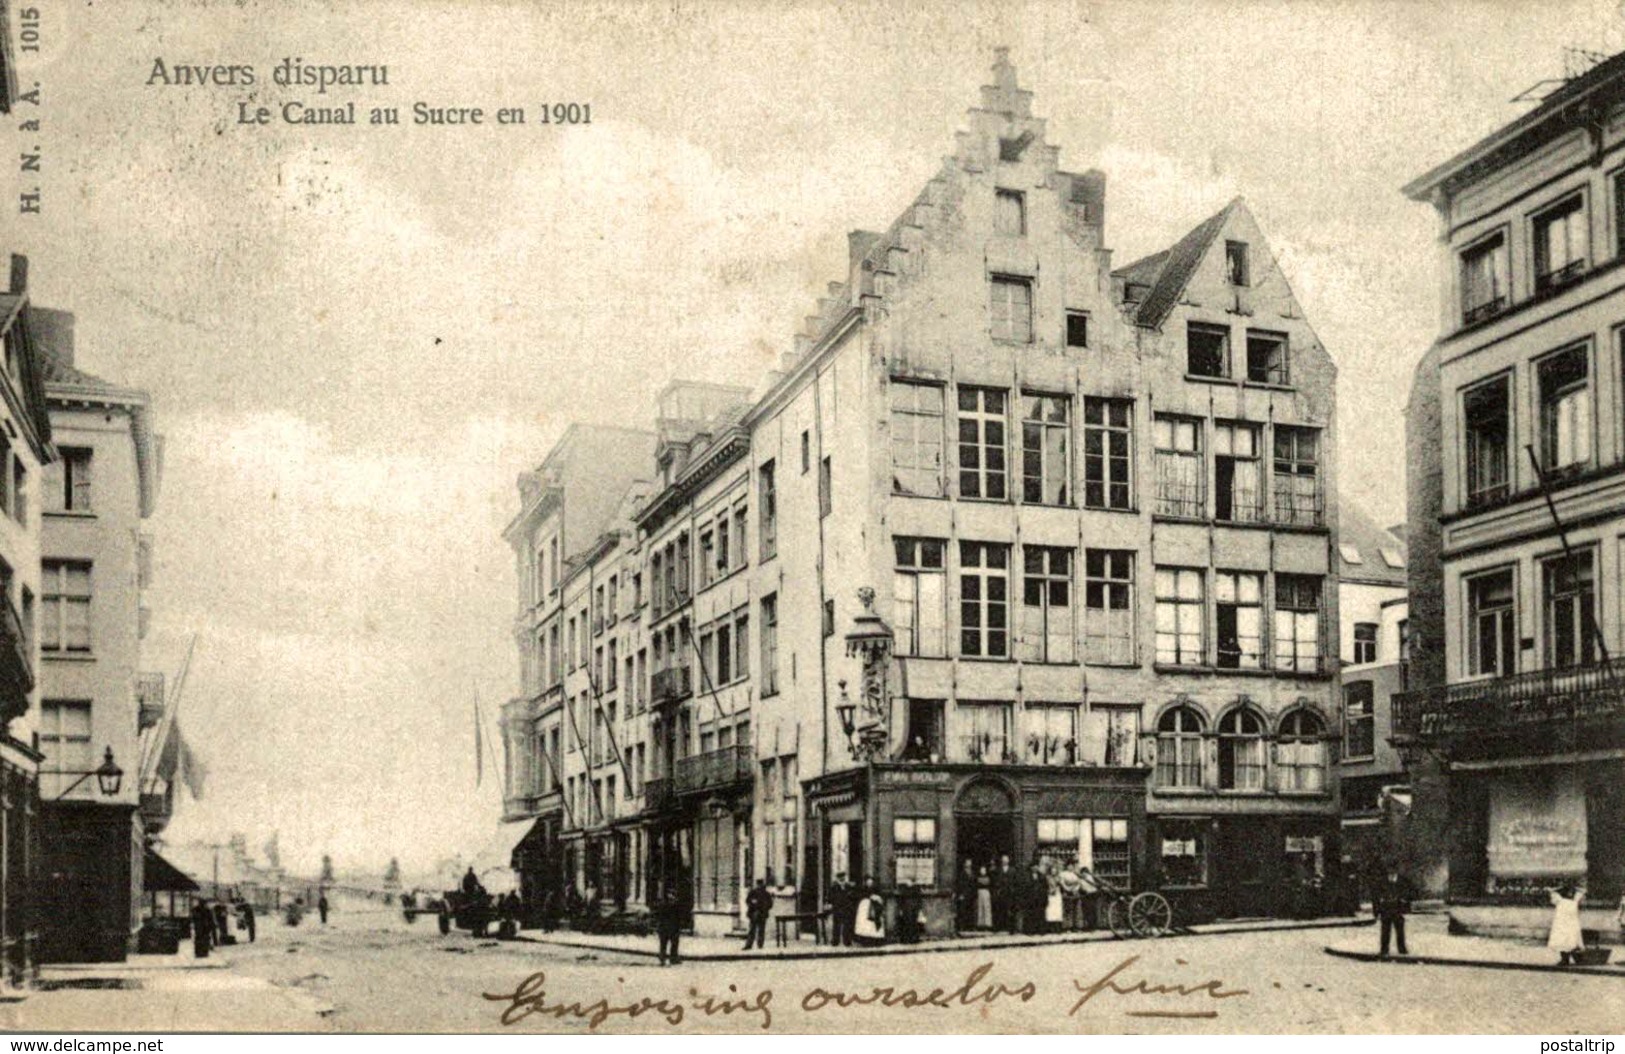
[1156,706,1204,788]
[1278,710,1327,792]
[1217,708,1266,790]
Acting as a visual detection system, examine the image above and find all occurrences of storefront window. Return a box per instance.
[1161,822,1208,887]
[1038,817,1130,886]
[893,817,938,888]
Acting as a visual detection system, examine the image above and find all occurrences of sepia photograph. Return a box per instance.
[0,0,1622,1039]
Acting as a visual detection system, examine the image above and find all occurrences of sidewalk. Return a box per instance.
[1,947,335,1032]
[1325,914,1625,978]
[516,913,1370,962]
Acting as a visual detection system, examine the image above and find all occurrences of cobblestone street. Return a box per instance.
[9,904,1620,1034]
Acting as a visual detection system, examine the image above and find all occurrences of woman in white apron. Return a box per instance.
[1044,868,1065,931]
[854,884,886,946]
[975,866,993,929]
[1548,883,1585,964]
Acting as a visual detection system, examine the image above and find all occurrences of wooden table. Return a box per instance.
[774,910,828,947]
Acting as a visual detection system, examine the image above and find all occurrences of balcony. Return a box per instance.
[0,588,32,720]
[137,672,166,732]
[1462,295,1507,327]
[651,665,692,707]
[1534,259,1585,296]
[643,776,675,811]
[674,744,752,796]
[1394,658,1625,756]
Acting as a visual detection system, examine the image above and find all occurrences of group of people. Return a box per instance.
[826,873,891,946]
[955,856,1094,935]
[188,894,257,958]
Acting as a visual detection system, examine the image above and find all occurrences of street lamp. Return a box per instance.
[835,690,857,742]
[52,745,123,800]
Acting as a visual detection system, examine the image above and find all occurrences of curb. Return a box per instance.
[1323,945,1625,978]
[513,916,1371,963]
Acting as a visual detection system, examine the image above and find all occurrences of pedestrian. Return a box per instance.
[463,867,482,897]
[975,865,993,930]
[992,855,1014,932]
[896,882,922,944]
[239,898,257,943]
[955,859,977,934]
[213,900,232,945]
[828,873,854,946]
[654,884,683,965]
[318,892,330,925]
[1044,866,1065,933]
[1372,866,1412,957]
[743,877,773,950]
[1548,883,1586,965]
[190,898,214,958]
[854,882,886,946]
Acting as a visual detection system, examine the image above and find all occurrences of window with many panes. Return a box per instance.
[39,699,91,798]
[893,817,938,888]
[1273,427,1321,526]
[1215,571,1264,669]
[1543,549,1597,669]
[1538,346,1590,475]
[1464,376,1511,506]
[1024,703,1078,765]
[1344,681,1375,759]
[1156,706,1205,788]
[759,460,777,559]
[1021,546,1074,663]
[1154,416,1204,517]
[1352,622,1378,665]
[957,387,1008,500]
[990,276,1033,343]
[956,701,1014,763]
[1083,397,1132,510]
[1278,710,1328,792]
[1467,568,1516,678]
[1214,421,1263,523]
[1021,394,1070,505]
[760,593,779,695]
[1217,708,1266,790]
[893,537,947,658]
[1154,568,1204,666]
[1460,232,1509,324]
[1187,322,1230,378]
[1084,549,1134,665]
[959,541,1010,658]
[40,560,90,654]
[1533,193,1588,293]
[890,382,945,496]
[1274,575,1323,673]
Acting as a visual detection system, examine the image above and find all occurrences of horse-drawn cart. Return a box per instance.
[1078,867,1176,939]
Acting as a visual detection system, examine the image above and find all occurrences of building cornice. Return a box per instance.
[635,430,749,533]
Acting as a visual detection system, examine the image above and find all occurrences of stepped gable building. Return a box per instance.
[501,50,1345,934]
[1401,49,1625,934]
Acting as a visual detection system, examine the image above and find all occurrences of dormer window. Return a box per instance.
[1533,193,1587,294]
[995,190,1026,237]
[1225,241,1250,286]
[1460,232,1509,324]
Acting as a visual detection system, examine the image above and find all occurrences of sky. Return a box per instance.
[9,0,1624,879]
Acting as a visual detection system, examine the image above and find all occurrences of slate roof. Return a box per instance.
[1112,198,1241,330]
[1338,498,1407,588]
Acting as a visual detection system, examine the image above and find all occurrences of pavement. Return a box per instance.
[1325,914,1625,978]
[513,912,1371,961]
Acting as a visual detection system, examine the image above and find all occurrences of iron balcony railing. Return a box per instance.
[1462,295,1508,326]
[651,665,692,706]
[674,744,752,795]
[1535,259,1586,296]
[1393,658,1625,742]
[137,671,166,731]
[643,776,675,811]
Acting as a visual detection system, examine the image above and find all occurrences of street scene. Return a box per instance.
[3,0,1625,1036]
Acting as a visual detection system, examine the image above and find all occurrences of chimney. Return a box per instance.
[9,254,26,296]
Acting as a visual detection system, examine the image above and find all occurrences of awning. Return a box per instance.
[143,848,200,893]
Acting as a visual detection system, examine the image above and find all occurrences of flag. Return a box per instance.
[176,726,206,801]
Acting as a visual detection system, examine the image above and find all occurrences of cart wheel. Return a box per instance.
[1128,892,1173,938]
[1106,899,1135,940]
[437,910,451,936]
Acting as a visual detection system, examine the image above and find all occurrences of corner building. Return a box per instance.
[1401,51,1625,934]
[502,52,1345,935]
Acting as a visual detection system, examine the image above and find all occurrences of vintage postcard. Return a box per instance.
[0,0,1622,1038]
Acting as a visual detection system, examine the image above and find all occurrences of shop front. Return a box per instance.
[510,813,560,926]
[806,762,1150,938]
[37,799,141,963]
[1147,811,1343,923]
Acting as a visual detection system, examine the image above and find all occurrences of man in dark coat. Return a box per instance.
[896,883,922,944]
[828,874,855,946]
[654,884,684,965]
[237,898,257,943]
[991,856,1015,932]
[743,878,773,950]
[317,892,330,925]
[1373,867,1413,957]
[190,899,215,958]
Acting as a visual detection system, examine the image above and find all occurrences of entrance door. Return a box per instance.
[1585,764,1625,901]
[956,813,1015,874]
[1215,819,1274,918]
